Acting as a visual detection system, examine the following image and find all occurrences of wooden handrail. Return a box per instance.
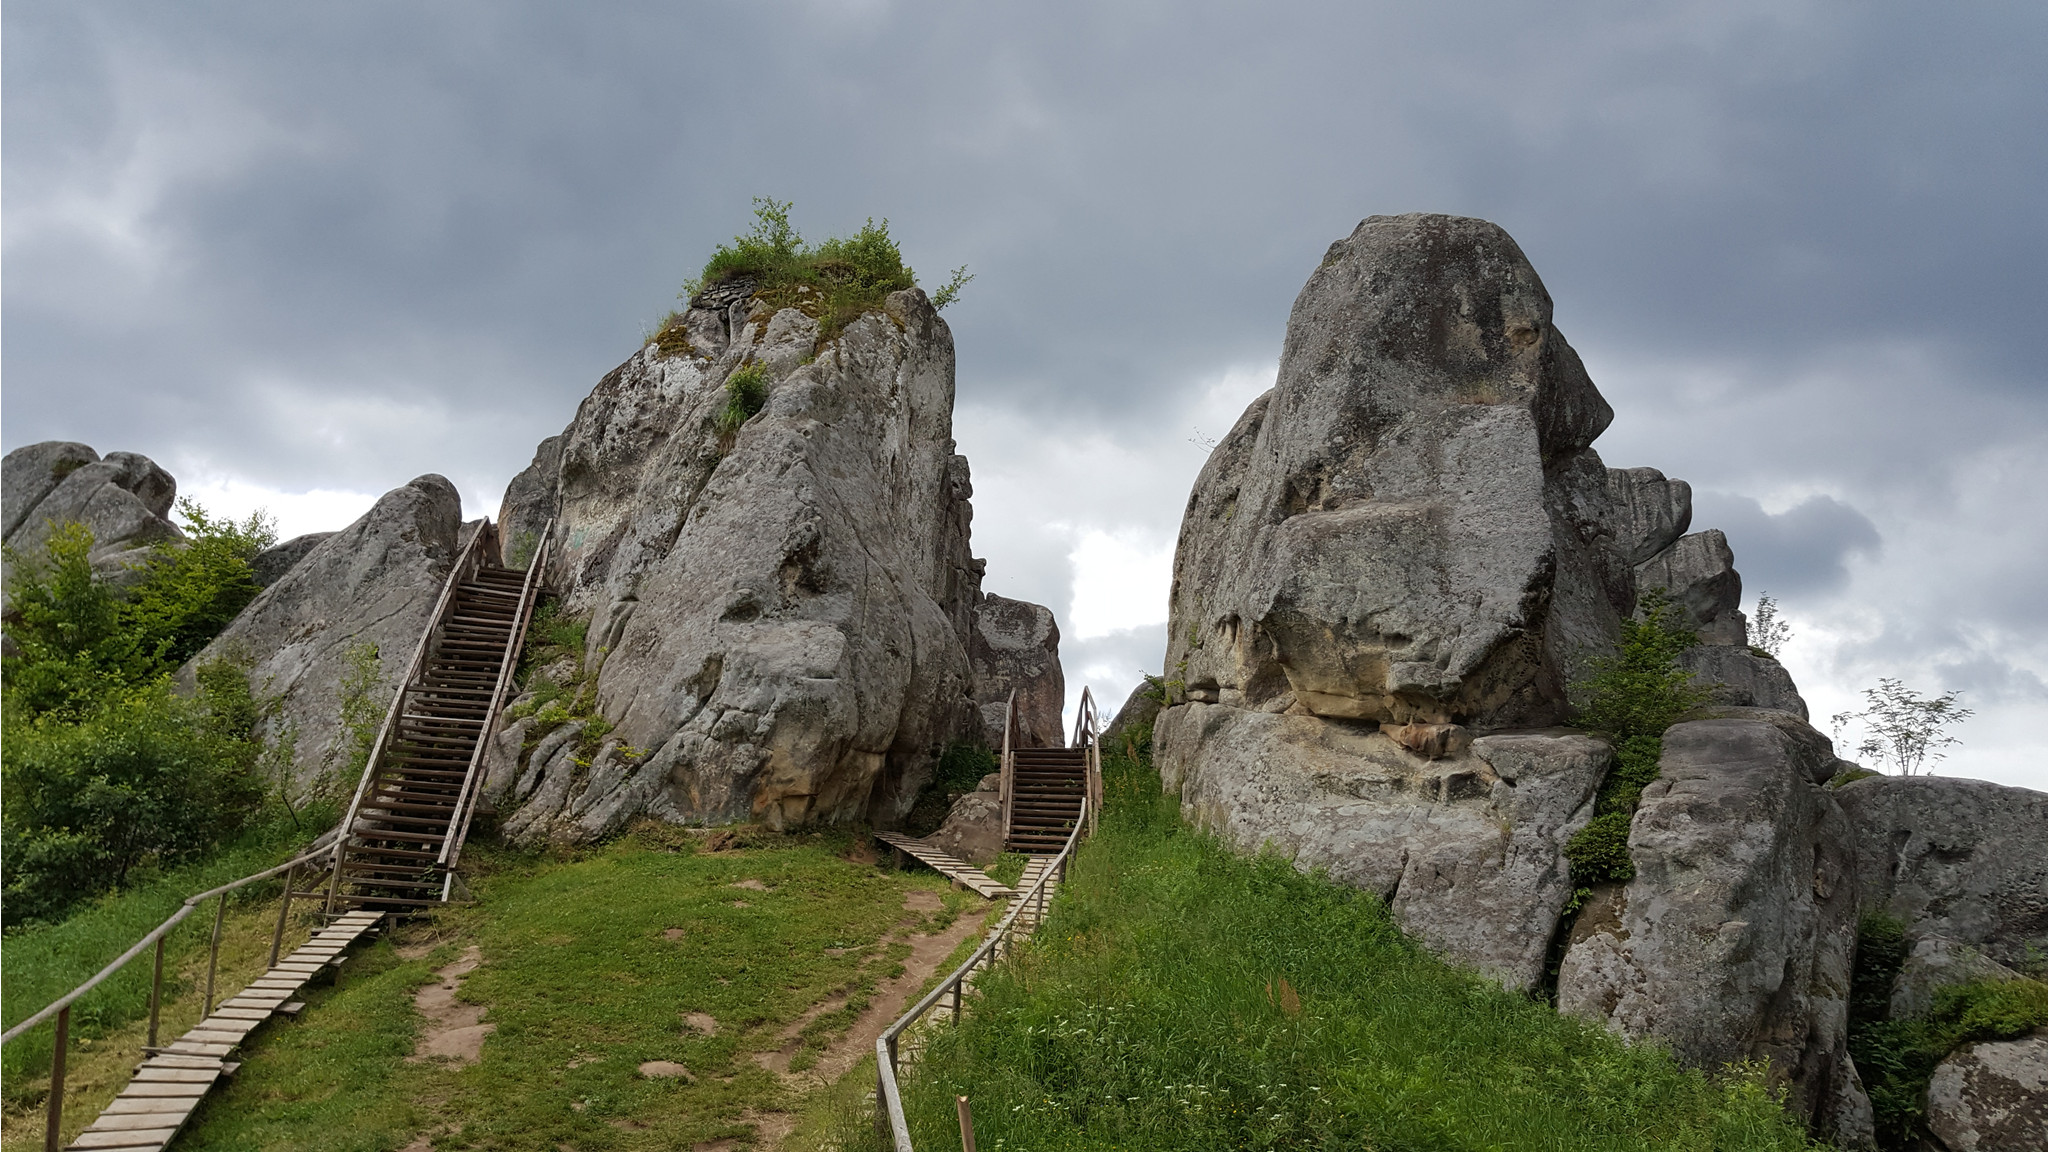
[874,797,1090,1152]
[1071,686,1102,835]
[997,687,1017,840]
[1,846,332,1047]
[441,519,553,883]
[325,523,491,914]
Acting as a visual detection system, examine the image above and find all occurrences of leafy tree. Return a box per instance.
[1831,678,1973,776]
[122,499,275,668]
[1746,592,1791,658]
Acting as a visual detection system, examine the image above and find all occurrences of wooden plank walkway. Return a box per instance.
[874,833,1015,899]
[64,911,384,1151]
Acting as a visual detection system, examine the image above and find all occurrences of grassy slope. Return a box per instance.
[134,825,982,1152]
[859,752,1824,1152]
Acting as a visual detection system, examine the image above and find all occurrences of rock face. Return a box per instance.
[494,288,1058,840]
[187,475,464,781]
[2,441,184,585]
[969,593,1065,748]
[1160,701,1609,990]
[1636,529,1746,645]
[1103,681,1164,747]
[1890,936,2028,1021]
[1163,214,1629,730]
[926,785,1005,865]
[1926,1031,2048,1151]
[251,532,337,588]
[1555,716,1869,1142]
[1677,644,1808,718]
[1835,775,2048,972]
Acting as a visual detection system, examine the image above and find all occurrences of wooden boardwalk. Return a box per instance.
[64,911,384,1151]
[874,833,1015,899]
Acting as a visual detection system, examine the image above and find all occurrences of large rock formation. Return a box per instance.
[1149,213,1913,1144]
[1835,775,2048,972]
[968,593,1065,748]
[2,441,184,586]
[185,475,465,781]
[1162,213,1628,729]
[493,287,1058,840]
[1555,715,1870,1143]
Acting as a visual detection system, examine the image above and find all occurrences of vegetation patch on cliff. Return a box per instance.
[858,747,1821,1151]
[672,198,970,345]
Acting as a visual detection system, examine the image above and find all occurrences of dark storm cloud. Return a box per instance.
[1692,491,1881,598]
[5,2,2046,780]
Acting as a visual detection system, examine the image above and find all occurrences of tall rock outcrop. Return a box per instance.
[186,475,465,781]
[494,287,1057,840]
[969,593,1065,748]
[1153,213,1892,1144]
[2,441,184,587]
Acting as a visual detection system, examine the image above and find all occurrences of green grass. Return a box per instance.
[848,751,1822,1152]
[143,823,984,1150]
[1,819,327,1092]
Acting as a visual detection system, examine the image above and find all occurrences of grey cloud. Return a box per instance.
[1693,492,1881,600]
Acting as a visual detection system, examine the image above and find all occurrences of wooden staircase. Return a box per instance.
[326,522,549,914]
[999,686,1103,855]
[1003,746,1090,854]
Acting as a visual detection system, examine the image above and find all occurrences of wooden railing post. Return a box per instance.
[44,1005,68,1152]
[146,935,166,1049]
[203,893,227,1016]
[957,1096,978,1152]
[998,689,1017,843]
[270,863,298,968]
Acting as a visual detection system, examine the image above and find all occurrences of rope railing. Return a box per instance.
[1,845,337,1151]
[873,797,1089,1152]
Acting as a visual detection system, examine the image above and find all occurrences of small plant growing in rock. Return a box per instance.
[1831,677,1973,776]
[1746,592,1791,659]
[1561,593,1707,894]
[713,362,769,454]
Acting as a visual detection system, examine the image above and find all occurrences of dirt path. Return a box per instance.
[408,945,493,1066]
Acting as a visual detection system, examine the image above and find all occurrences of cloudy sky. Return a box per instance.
[7,1,2044,788]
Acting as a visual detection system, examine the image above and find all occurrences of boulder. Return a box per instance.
[969,593,1064,748]
[184,475,464,782]
[1926,1031,2048,1151]
[497,433,562,568]
[493,288,1023,841]
[1635,529,1746,644]
[925,788,1004,866]
[1677,644,1808,719]
[2,441,184,585]
[1835,775,2048,972]
[1604,466,1692,566]
[1890,936,2028,1020]
[1163,212,1628,733]
[251,532,336,588]
[1102,680,1163,747]
[1556,716,1870,1144]
[1158,701,1608,990]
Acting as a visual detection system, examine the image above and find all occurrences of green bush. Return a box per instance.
[714,362,769,440]
[1,679,266,926]
[1561,593,1709,895]
[676,198,966,344]
[2,503,277,925]
[1845,914,2048,1149]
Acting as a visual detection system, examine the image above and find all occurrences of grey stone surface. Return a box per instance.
[1604,466,1693,566]
[1677,644,1808,719]
[497,433,562,569]
[1163,213,1631,732]
[184,475,464,783]
[495,289,1003,842]
[251,532,336,588]
[1891,936,2027,1020]
[1556,716,1869,1143]
[970,592,1064,749]
[2,441,185,585]
[1835,775,2048,972]
[1102,680,1163,748]
[1927,1031,2048,1152]
[926,788,1004,866]
[1157,701,1608,990]
[1635,529,1746,645]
